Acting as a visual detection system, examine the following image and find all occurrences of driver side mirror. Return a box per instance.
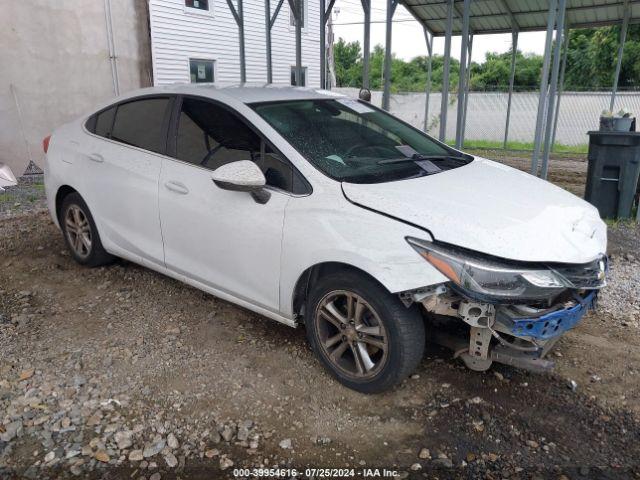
[211,160,271,204]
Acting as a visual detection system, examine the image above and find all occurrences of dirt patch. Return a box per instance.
[1,212,639,479]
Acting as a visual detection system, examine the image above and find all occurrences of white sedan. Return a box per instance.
[44,85,607,393]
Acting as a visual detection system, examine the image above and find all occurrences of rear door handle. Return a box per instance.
[164,180,189,195]
[88,153,104,163]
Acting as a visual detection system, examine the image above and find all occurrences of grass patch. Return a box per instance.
[445,139,589,154]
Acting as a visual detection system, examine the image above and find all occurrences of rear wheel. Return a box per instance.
[305,271,425,393]
[60,192,114,267]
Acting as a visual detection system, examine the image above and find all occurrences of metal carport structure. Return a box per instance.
[314,0,638,179]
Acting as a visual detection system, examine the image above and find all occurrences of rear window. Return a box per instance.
[110,98,171,154]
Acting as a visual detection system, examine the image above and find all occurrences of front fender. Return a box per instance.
[279,193,448,318]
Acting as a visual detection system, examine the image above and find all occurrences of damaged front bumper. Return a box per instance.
[409,287,598,373]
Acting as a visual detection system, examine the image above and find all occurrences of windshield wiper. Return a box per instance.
[377,154,466,165]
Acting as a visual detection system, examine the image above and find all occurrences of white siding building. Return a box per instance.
[149,0,320,87]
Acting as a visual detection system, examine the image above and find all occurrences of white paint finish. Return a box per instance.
[159,157,289,312]
[45,85,607,328]
[211,160,266,187]
[149,0,321,87]
[80,133,166,266]
[277,181,448,318]
[342,156,607,264]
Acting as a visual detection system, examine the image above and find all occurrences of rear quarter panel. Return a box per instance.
[44,119,91,229]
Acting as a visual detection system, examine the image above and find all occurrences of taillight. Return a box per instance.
[43,135,51,154]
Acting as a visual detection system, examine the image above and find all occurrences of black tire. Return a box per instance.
[60,192,115,267]
[305,270,425,393]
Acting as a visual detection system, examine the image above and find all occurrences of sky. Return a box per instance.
[331,0,548,63]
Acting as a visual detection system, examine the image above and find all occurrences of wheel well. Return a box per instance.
[55,185,78,223]
[292,262,386,320]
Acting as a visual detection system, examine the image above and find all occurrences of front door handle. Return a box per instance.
[164,180,189,195]
[88,153,104,163]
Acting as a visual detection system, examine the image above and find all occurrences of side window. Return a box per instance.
[176,98,261,170]
[175,98,308,194]
[95,107,116,138]
[111,98,171,154]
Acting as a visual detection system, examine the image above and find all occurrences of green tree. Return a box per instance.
[332,25,640,93]
[333,38,363,87]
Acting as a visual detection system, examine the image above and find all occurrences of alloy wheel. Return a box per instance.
[314,290,389,379]
[65,205,92,259]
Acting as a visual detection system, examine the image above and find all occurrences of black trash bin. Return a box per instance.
[585,131,640,219]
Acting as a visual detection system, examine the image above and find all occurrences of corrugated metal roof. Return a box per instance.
[401,0,638,36]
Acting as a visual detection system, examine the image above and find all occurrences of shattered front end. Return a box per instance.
[403,238,607,372]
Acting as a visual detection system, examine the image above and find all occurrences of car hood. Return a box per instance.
[342,157,607,264]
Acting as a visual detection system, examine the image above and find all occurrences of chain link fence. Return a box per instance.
[334,87,640,148]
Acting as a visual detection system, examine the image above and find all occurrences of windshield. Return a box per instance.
[251,99,472,184]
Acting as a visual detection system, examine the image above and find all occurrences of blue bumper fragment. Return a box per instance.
[509,292,597,340]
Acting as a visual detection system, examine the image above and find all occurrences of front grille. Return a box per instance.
[551,256,607,289]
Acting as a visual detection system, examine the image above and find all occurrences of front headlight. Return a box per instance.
[406,237,571,301]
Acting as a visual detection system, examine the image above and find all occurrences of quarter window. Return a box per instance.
[111,98,171,154]
[175,98,307,193]
[94,106,116,138]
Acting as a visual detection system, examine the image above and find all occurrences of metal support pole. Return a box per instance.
[461,33,473,143]
[439,0,454,142]
[265,0,272,83]
[382,0,397,111]
[226,0,246,82]
[266,0,285,84]
[423,28,433,132]
[238,0,246,82]
[610,0,631,111]
[361,0,371,89]
[541,0,567,180]
[320,0,326,88]
[530,0,557,176]
[295,0,302,86]
[503,30,519,149]
[551,25,570,151]
[455,0,471,148]
[104,0,119,95]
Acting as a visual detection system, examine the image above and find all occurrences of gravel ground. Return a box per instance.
[1,172,640,479]
[0,219,639,479]
[598,256,640,328]
[0,180,47,220]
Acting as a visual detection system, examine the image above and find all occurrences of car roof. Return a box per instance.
[117,83,347,105]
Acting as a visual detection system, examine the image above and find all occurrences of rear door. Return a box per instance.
[84,96,173,267]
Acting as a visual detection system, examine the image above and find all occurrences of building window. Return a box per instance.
[290,66,307,86]
[185,0,209,10]
[289,0,305,28]
[190,59,215,83]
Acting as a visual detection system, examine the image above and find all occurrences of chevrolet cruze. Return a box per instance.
[44,85,607,393]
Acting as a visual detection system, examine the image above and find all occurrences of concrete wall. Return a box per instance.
[0,0,152,176]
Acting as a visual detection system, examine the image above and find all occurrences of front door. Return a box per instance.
[159,97,300,312]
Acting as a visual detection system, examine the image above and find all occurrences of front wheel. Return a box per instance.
[305,271,425,393]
